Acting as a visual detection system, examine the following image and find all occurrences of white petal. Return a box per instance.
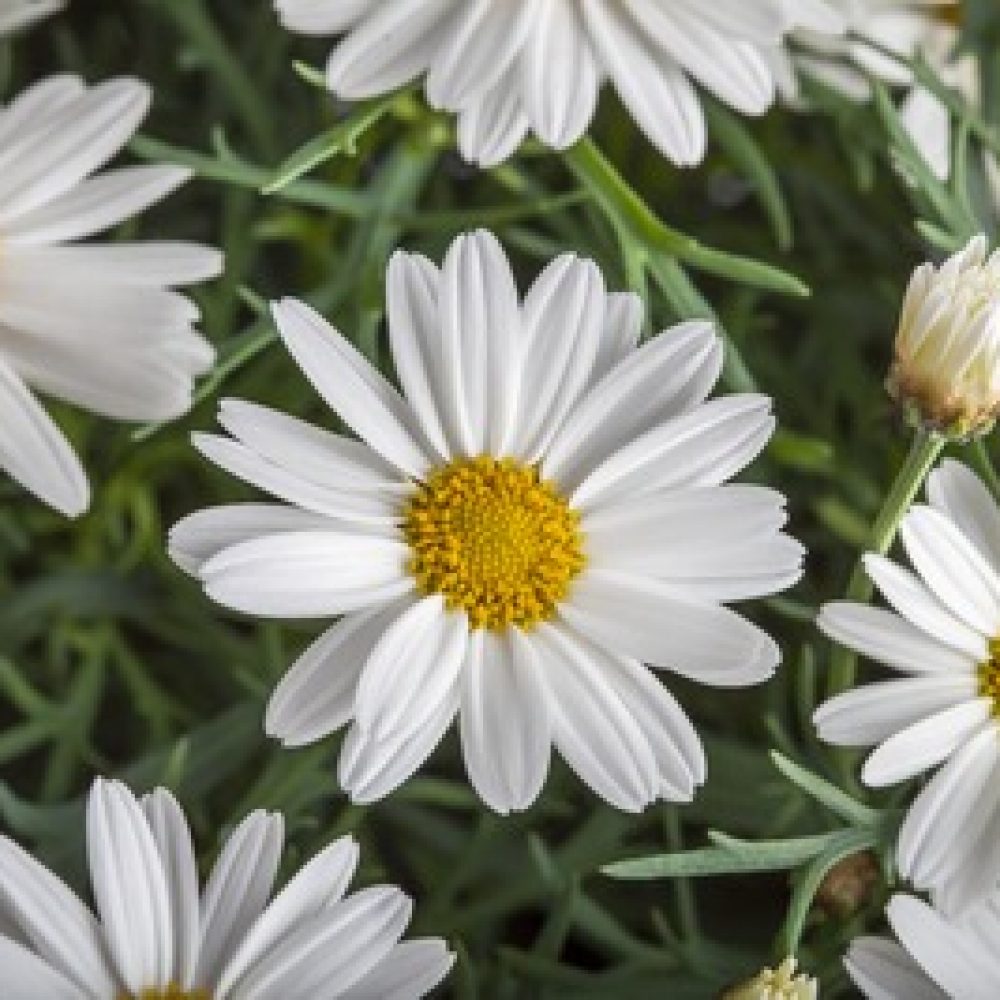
[0,936,86,1000]
[897,726,1000,893]
[265,602,410,748]
[218,399,403,489]
[196,811,284,989]
[456,67,530,167]
[9,242,221,286]
[353,595,467,740]
[628,0,775,116]
[589,293,643,386]
[87,779,173,993]
[817,602,975,675]
[901,504,1000,637]
[2,165,188,244]
[339,939,454,1000]
[199,532,412,619]
[813,674,977,747]
[532,622,659,812]
[169,504,336,576]
[275,0,370,35]
[191,433,400,528]
[215,836,360,999]
[581,0,706,166]
[562,569,779,686]
[224,886,411,1000]
[901,86,951,181]
[570,394,774,512]
[863,553,987,661]
[889,894,1000,997]
[385,252,451,462]
[272,298,431,478]
[325,0,454,100]
[425,0,534,112]
[542,320,722,490]
[845,936,945,1000]
[436,230,520,456]
[927,459,1000,576]
[521,0,599,149]
[0,78,150,221]
[0,835,115,997]
[512,254,605,462]
[141,789,200,990]
[459,628,552,814]
[583,485,802,601]
[597,649,707,799]
[0,357,88,517]
[862,699,992,787]
[339,684,459,804]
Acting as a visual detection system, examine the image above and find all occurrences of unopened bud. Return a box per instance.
[888,234,1000,438]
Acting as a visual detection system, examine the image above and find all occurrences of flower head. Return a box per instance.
[171,229,803,814]
[888,235,1000,438]
[274,0,797,167]
[847,893,1000,997]
[0,778,452,998]
[0,0,64,34]
[816,458,1000,915]
[723,957,818,1000]
[0,75,222,516]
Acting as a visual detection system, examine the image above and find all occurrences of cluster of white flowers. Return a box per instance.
[3,1,1000,997]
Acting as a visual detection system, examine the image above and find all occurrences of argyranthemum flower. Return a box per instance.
[0,778,453,999]
[0,0,64,34]
[772,0,962,178]
[0,75,222,517]
[815,458,1000,916]
[171,229,803,813]
[723,957,818,1000]
[846,893,1000,998]
[888,234,1000,438]
[273,0,796,168]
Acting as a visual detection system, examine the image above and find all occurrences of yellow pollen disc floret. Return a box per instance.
[978,638,1000,713]
[402,456,586,631]
[118,988,212,1000]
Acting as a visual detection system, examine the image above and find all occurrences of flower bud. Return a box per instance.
[888,234,1000,438]
[721,957,818,1000]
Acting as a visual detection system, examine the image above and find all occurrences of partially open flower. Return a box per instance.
[722,957,818,1000]
[888,234,1000,438]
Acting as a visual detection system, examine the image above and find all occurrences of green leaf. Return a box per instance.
[262,93,399,194]
[601,831,846,880]
[704,99,793,250]
[770,752,881,828]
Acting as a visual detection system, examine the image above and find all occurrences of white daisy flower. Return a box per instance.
[0,778,453,999]
[815,458,1000,916]
[888,234,1000,438]
[846,893,1000,998]
[0,75,222,517]
[273,0,796,168]
[171,229,803,814]
[0,0,64,34]
[773,0,962,179]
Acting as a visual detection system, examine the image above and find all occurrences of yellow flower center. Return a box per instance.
[118,989,211,1000]
[402,456,585,631]
[978,638,1000,713]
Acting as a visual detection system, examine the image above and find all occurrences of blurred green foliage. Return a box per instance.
[3,1,1000,996]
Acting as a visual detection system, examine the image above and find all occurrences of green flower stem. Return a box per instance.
[826,427,946,697]
[561,137,809,299]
